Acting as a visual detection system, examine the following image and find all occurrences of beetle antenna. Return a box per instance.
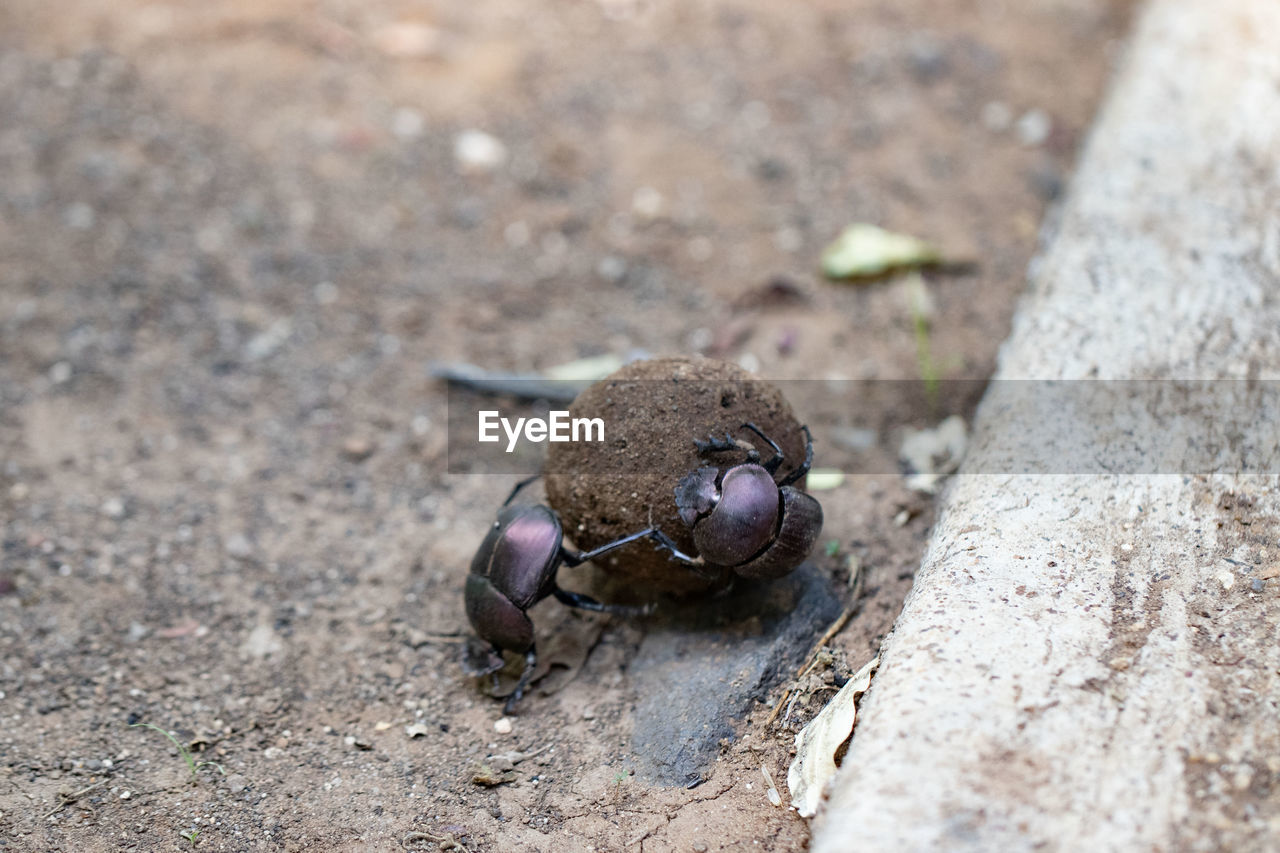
[502,474,542,507]
[562,524,673,566]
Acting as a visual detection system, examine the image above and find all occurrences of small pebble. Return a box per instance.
[453,130,508,174]
[687,236,714,262]
[981,101,1013,132]
[493,717,513,735]
[773,226,803,253]
[503,220,531,247]
[341,436,376,462]
[631,186,664,219]
[1016,108,1052,147]
[391,107,425,140]
[907,35,948,82]
[1250,578,1265,592]
[596,255,628,282]
[224,533,253,561]
[314,281,339,305]
[65,202,95,230]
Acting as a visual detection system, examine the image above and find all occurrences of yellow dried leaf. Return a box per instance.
[786,656,879,818]
[821,224,941,280]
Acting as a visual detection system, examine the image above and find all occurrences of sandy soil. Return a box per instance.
[0,1,1131,850]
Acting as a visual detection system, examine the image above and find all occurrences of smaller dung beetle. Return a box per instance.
[667,422,823,581]
[465,477,671,713]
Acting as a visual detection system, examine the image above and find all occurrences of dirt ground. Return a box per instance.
[0,1,1132,850]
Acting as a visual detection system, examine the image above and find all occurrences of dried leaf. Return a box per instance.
[821,224,941,280]
[899,415,968,494]
[804,468,845,491]
[542,353,626,382]
[761,765,782,807]
[471,759,517,787]
[787,656,879,818]
[488,609,606,699]
[157,619,201,639]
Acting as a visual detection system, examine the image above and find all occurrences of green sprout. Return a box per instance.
[907,274,941,411]
[129,722,225,782]
[180,829,200,847]
[824,540,841,558]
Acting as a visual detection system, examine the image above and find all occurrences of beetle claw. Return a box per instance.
[694,432,741,454]
[502,647,538,715]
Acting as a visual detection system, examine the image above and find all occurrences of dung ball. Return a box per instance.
[545,356,809,595]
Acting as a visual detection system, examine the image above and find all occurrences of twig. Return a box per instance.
[403,830,471,852]
[765,559,867,726]
[42,778,107,819]
[429,363,582,403]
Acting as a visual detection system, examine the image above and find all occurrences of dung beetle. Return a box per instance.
[666,422,823,580]
[465,476,672,713]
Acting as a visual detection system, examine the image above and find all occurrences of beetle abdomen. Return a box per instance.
[733,487,823,580]
[465,574,536,652]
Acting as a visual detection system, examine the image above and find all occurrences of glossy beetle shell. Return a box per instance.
[465,504,563,652]
[733,487,823,580]
[689,465,781,566]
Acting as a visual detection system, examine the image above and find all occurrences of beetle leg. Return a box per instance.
[646,530,725,581]
[560,526,676,567]
[740,423,785,474]
[552,585,654,616]
[501,474,542,507]
[503,646,538,715]
[695,432,748,455]
[776,425,814,487]
[646,529,702,565]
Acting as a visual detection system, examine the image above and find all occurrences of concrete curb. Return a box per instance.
[812,0,1280,849]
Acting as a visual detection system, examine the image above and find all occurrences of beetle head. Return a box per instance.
[675,466,720,526]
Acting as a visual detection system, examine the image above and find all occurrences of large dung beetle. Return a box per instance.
[465,477,674,713]
[664,422,823,580]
